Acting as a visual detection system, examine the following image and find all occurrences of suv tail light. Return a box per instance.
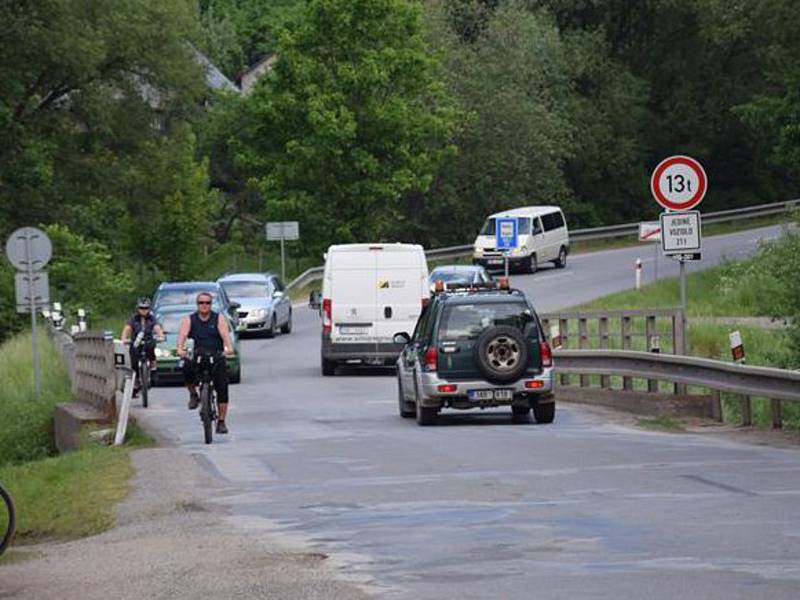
[424,346,438,371]
[322,298,332,335]
[540,340,553,368]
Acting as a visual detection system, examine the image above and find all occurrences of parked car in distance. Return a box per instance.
[428,264,492,292]
[152,281,241,329]
[319,243,429,376]
[472,206,569,274]
[394,279,554,426]
[217,272,292,338]
[152,305,242,384]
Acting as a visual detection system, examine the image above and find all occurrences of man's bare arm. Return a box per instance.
[218,314,234,354]
[176,317,191,357]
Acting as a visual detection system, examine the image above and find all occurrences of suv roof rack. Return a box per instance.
[431,278,524,297]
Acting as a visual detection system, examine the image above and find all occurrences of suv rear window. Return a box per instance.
[438,302,536,341]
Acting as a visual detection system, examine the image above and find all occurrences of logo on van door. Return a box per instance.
[378,279,406,289]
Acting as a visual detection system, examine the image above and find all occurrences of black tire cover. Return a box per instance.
[474,325,529,384]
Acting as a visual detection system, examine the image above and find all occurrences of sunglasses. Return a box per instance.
[137,306,149,310]
[197,300,211,305]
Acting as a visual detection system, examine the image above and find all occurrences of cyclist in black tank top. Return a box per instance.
[177,292,235,434]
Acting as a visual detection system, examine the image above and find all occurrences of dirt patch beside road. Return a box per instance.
[0,448,372,600]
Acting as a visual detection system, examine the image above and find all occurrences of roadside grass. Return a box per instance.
[0,329,154,554]
[0,422,153,549]
[564,256,798,430]
[0,331,72,467]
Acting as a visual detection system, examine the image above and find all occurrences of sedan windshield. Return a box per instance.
[158,314,184,334]
[156,289,217,307]
[430,270,476,284]
[220,282,270,298]
[438,302,535,341]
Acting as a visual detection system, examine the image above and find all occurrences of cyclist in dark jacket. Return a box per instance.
[120,297,164,396]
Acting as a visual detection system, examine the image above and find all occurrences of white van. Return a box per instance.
[319,243,429,376]
[472,206,569,273]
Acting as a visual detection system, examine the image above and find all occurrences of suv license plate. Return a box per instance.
[487,259,503,265]
[469,389,513,401]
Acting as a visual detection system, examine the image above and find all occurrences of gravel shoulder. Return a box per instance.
[0,447,372,600]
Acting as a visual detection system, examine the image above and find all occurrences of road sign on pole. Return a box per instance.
[5,227,52,396]
[495,217,518,278]
[660,211,702,255]
[638,222,661,243]
[15,271,50,313]
[650,155,707,212]
[265,222,300,282]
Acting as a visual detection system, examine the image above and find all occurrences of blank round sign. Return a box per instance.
[650,155,707,211]
[5,227,52,271]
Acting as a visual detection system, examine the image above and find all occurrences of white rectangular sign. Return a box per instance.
[15,271,50,313]
[660,211,701,254]
[266,221,299,241]
[638,221,662,242]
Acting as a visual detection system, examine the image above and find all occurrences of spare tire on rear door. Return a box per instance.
[474,325,529,384]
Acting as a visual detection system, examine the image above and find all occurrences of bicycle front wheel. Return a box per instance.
[0,483,16,556]
[140,362,150,408]
[200,385,213,445]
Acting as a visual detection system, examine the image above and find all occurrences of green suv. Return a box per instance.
[394,282,555,426]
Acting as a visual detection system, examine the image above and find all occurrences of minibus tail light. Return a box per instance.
[322,299,332,335]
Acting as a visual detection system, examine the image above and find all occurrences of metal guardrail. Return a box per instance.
[287,199,799,290]
[554,349,800,427]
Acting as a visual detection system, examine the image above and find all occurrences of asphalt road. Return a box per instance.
[136,224,800,599]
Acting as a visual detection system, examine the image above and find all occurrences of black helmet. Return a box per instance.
[136,296,152,309]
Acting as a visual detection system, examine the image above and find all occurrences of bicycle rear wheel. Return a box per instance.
[0,483,16,556]
[140,362,150,408]
[200,384,213,444]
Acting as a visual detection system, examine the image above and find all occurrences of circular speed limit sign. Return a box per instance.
[650,155,707,211]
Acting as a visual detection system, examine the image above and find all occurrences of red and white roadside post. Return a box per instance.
[635,258,643,290]
[730,330,745,363]
[651,155,707,356]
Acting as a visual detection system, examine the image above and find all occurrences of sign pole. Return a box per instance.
[504,252,509,279]
[25,238,41,396]
[280,237,286,282]
[679,259,688,355]
[653,242,659,283]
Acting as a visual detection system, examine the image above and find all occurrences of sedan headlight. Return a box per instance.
[155,347,173,359]
[250,308,267,318]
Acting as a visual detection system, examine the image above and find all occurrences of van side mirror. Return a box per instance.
[230,302,241,310]
[309,290,322,310]
[393,332,412,346]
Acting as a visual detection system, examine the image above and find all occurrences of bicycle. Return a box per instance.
[132,332,163,408]
[0,482,16,557]
[194,352,223,445]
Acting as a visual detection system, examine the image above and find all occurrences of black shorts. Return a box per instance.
[182,355,229,404]
[130,343,156,368]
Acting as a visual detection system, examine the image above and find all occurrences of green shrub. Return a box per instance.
[0,331,72,466]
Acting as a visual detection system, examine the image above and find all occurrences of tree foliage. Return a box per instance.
[232,0,461,256]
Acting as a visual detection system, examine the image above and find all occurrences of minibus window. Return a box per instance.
[479,218,496,236]
[517,218,530,235]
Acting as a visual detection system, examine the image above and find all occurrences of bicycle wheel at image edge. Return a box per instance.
[0,484,16,556]
[200,385,213,445]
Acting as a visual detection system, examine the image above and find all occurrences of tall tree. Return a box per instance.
[234,0,461,257]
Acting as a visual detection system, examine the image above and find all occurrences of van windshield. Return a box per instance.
[438,302,536,341]
[479,217,530,236]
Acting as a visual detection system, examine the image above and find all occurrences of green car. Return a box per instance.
[153,305,242,385]
[394,280,554,425]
